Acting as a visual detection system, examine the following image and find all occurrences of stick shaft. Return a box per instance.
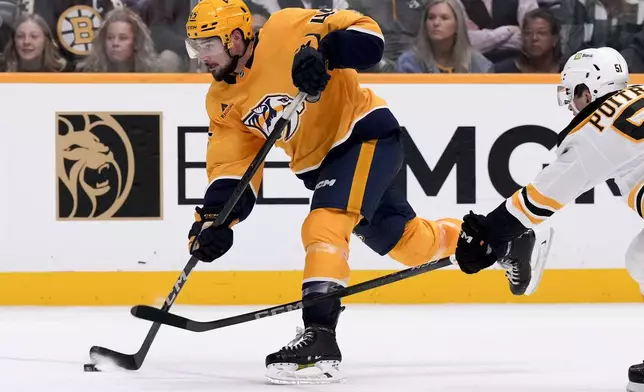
[91,91,308,370]
[131,256,455,332]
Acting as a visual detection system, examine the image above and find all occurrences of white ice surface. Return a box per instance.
[1,304,643,391]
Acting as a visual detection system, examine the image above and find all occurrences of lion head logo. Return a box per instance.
[57,113,135,219]
[242,94,305,141]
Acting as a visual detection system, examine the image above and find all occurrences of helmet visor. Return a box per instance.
[185,37,226,59]
[557,85,571,107]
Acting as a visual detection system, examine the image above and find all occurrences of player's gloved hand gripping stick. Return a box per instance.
[85,91,309,372]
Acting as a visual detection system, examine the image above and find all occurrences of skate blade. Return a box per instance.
[628,381,644,392]
[524,227,554,296]
[265,360,346,385]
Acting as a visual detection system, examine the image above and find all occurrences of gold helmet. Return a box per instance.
[186,0,254,49]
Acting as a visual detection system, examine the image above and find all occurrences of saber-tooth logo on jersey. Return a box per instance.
[243,94,306,141]
[56,112,163,220]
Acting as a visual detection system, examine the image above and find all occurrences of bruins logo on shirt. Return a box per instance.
[57,5,102,56]
[243,94,305,141]
[56,112,163,220]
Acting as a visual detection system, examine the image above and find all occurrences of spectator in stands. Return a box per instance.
[458,0,538,63]
[26,0,121,69]
[248,0,348,13]
[495,8,562,73]
[1,13,68,72]
[252,13,269,33]
[547,0,640,60]
[279,0,348,8]
[620,25,644,73]
[0,0,19,63]
[76,7,159,72]
[246,1,271,33]
[395,0,492,73]
[130,0,190,72]
[349,0,424,67]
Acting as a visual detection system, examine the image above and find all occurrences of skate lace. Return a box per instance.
[505,260,520,285]
[282,327,315,351]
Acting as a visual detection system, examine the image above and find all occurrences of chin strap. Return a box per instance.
[224,39,252,79]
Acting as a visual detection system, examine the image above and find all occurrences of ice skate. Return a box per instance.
[628,361,644,392]
[265,325,345,384]
[497,227,554,296]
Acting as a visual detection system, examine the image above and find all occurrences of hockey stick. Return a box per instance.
[130,255,456,332]
[130,226,555,332]
[87,91,309,371]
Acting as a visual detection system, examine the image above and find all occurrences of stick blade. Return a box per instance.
[89,345,140,370]
[131,305,190,330]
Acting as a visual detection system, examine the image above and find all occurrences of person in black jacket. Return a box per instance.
[132,0,190,71]
[494,8,562,73]
[621,27,644,74]
[0,0,19,65]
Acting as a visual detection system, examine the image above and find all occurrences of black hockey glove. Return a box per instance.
[188,206,234,263]
[292,45,330,97]
[455,211,498,274]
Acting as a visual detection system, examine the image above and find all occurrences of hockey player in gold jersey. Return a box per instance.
[185,0,464,384]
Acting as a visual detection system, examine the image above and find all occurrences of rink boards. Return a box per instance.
[0,73,643,305]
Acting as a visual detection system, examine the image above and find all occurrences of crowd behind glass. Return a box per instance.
[1,0,643,74]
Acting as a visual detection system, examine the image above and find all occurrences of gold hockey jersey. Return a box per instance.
[203,8,393,209]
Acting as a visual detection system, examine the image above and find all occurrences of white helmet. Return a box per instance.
[557,47,629,110]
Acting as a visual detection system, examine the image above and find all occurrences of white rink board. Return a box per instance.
[0,82,642,272]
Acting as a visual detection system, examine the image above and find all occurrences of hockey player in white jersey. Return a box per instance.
[452,46,644,392]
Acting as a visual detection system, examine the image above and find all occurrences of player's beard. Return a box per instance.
[212,54,241,82]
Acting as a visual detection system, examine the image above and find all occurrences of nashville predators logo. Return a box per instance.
[57,5,102,56]
[243,94,305,141]
[57,113,134,219]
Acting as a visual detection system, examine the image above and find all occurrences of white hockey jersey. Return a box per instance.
[507,84,644,228]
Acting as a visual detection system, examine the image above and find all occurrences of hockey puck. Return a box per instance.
[84,363,100,372]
